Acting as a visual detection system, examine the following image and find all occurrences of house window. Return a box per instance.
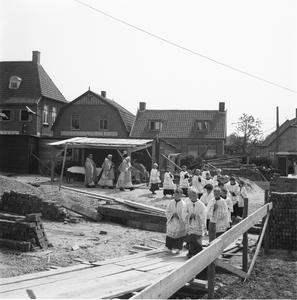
[20,110,32,122]
[196,121,209,131]
[99,115,109,130]
[9,76,22,89]
[43,105,49,125]
[71,115,80,130]
[52,107,57,123]
[0,109,14,121]
[149,120,162,130]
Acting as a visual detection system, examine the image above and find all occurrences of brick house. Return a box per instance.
[0,51,67,174]
[130,102,227,159]
[0,51,67,137]
[255,109,297,175]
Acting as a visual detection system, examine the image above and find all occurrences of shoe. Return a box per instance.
[187,253,193,259]
[175,250,182,255]
[130,187,135,191]
[120,188,125,191]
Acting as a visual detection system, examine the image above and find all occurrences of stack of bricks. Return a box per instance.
[270,176,297,192]
[0,213,50,252]
[268,192,297,251]
[1,191,66,221]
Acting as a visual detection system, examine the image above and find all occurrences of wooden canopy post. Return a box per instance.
[59,143,68,191]
[50,147,56,182]
[207,222,216,299]
[264,190,270,255]
[242,197,249,273]
[151,140,156,169]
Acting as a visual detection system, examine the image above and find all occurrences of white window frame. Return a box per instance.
[9,76,22,89]
[149,120,162,131]
[99,115,109,130]
[0,109,14,122]
[196,121,209,131]
[43,105,49,125]
[52,107,57,123]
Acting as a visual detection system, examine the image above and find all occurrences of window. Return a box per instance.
[71,115,80,130]
[99,115,109,130]
[149,120,162,131]
[20,110,32,122]
[196,121,209,131]
[52,107,57,123]
[9,76,22,89]
[43,105,49,124]
[0,109,14,122]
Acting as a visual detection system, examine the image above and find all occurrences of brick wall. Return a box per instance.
[268,192,297,251]
[1,191,66,221]
[0,213,50,252]
[270,176,297,192]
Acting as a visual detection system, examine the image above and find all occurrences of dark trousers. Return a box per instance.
[181,188,188,197]
[231,202,239,218]
[184,234,203,258]
[165,235,184,250]
[238,207,244,217]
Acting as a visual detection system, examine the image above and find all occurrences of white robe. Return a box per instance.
[206,197,229,233]
[239,186,248,208]
[191,175,204,194]
[225,182,240,205]
[179,171,189,188]
[200,192,214,207]
[163,171,174,190]
[165,199,186,238]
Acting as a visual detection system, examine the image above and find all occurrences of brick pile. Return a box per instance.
[268,192,297,251]
[0,213,50,252]
[270,176,297,192]
[1,191,66,221]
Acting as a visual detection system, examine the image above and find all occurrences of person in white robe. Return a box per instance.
[165,188,186,254]
[225,176,240,221]
[191,169,204,198]
[206,187,229,237]
[182,188,206,259]
[84,154,97,188]
[149,163,160,194]
[116,156,134,191]
[98,154,114,188]
[220,187,233,229]
[202,172,214,192]
[179,165,190,196]
[238,180,248,218]
[163,166,175,197]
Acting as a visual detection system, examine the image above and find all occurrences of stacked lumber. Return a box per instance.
[270,176,297,192]
[1,191,65,221]
[0,213,50,252]
[269,192,297,251]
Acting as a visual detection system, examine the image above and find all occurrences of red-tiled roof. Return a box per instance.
[259,118,297,147]
[130,109,226,139]
[0,61,67,104]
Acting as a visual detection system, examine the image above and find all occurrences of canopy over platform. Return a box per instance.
[48,137,153,151]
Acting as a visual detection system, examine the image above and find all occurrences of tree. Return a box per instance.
[230,113,263,154]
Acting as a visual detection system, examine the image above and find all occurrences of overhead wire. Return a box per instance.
[75,0,297,94]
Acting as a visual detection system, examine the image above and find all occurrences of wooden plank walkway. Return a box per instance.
[0,249,188,299]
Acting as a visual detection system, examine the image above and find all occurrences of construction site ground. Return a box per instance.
[0,174,296,299]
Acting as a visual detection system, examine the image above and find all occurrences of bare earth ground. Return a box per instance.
[0,175,296,299]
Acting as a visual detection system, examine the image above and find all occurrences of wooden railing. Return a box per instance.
[131,201,273,299]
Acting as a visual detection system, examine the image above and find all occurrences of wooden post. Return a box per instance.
[242,197,249,273]
[59,143,68,191]
[50,147,56,182]
[151,140,156,169]
[207,222,216,299]
[264,190,270,254]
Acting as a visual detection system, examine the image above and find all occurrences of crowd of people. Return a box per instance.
[160,165,248,259]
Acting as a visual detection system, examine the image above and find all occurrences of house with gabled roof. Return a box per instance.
[130,102,227,160]
[255,109,297,175]
[0,51,67,137]
[52,90,135,139]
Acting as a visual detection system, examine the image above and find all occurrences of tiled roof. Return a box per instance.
[93,93,135,132]
[260,118,297,147]
[0,61,67,105]
[130,109,226,139]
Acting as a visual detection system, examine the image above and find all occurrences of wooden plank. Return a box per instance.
[132,203,273,299]
[126,219,166,233]
[242,197,249,272]
[132,245,159,251]
[131,238,224,299]
[0,264,131,294]
[214,259,248,279]
[207,222,216,299]
[149,262,185,274]
[137,257,186,272]
[0,264,93,286]
[59,198,103,222]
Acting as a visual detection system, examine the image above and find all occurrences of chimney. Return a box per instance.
[139,102,146,112]
[101,91,106,98]
[32,51,40,64]
[219,102,225,112]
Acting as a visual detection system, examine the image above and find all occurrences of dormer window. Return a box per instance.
[149,120,162,131]
[196,121,209,131]
[9,76,22,89]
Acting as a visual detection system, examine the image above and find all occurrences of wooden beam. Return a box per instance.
[131,238,224,299]
[145,148,152,159]
[51,147,56,182]
[242,197,249,273]
[161,154,182,171]
[208,222,216,299]
[264,190,270,255]
[214,259,248,279]
[245,210,271,281]
[117,149,124,160]
[59,143,68,191]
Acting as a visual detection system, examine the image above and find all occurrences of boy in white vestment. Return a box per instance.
[238,180,248,218]
[165,188,186,254]
[179,165,190,197]
[149,163,160,195]
[225,177,240,221]
[191,169,204,198]
[163,166,175,197]
[182,188,206,259]
[206,187,229,238]
[220,187,233,229]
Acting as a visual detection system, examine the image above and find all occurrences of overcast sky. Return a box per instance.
[1,0,296,137]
